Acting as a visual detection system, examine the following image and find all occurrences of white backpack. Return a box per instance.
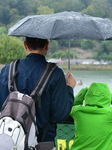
[0,59,57,150]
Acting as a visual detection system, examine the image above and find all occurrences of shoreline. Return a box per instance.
[57,64,112,70]
[1,64,112,71]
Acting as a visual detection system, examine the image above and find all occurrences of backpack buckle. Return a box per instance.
[10,85,14,92]
[32,93,41,108]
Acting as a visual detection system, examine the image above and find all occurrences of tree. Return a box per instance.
[9,9,20,23]
[82,0,112,18]
[0,27,7,35]
[49,2,64,13]
[0,6,10,25]
[68,0,86,12]
[82,5,100,17]
[94,41,112,61]
[50,49,75,59]
[37,5,54,14]
[100,41,112,54]
[48,40,59,55]
[80,39,95,50]
[0,34,27,64]
[8,0,18,8]
[92,0,112,18]
[80,0,92,7]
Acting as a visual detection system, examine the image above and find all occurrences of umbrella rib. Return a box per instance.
[50,19,59,40]
[91,19,105,40]
[8,16,30,36]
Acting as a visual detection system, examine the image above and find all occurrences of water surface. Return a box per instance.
[64,70,112,95]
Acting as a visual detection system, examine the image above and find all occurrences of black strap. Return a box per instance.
[41,122,49,142]
[30,63,57,103]
[8,59,19,92]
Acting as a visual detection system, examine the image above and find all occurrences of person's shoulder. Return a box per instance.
[48,65,65,85]
[53,65,64,77]
[0,64,10,74]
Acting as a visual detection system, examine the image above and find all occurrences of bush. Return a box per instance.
[0,34,27,64]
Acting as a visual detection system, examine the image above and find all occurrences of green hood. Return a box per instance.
[85,82,111,107]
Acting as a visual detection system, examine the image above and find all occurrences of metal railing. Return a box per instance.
[55,116,75,150]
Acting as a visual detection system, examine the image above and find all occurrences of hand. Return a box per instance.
[65,70,76,89]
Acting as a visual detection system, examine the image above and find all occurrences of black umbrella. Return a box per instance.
[8,11,112,40]
[8,11,112,69]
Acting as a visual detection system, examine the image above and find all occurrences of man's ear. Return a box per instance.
[24,41,28,51]
[45,41,49,51]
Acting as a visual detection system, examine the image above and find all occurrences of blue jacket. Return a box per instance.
[0,53,74,142]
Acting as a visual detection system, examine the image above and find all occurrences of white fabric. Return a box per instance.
[28,122,38,147]
[0,117,25,150]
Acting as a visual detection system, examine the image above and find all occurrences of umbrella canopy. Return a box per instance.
[8,11,112,40]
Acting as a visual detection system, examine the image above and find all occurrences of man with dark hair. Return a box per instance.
[25,37,48,50]
[0,37,76,145]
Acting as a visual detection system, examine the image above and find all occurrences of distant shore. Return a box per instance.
[57,64,112,70]
[1,64,112,71]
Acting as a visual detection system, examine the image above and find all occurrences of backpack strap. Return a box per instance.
[8,60,57,103]
[30,62,57,106]
[8,59,20,93]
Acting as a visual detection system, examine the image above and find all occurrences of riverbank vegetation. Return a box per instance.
[1,63,112,71]
[57,64,112,70]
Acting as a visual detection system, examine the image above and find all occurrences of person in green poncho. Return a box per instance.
[70,82,112,150]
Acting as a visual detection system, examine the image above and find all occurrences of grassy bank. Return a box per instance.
[58,64,112,70]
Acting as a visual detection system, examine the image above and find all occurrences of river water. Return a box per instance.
[64,69,112,95]
[1,65,112,95]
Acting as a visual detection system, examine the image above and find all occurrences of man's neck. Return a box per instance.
[28,50,45,56]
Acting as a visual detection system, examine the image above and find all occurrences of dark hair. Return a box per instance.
[25,37,48,50]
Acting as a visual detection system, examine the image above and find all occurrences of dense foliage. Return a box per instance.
[0,0,112,63]
[0,35,27,64]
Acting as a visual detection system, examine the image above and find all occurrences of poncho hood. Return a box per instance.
[85,82,111,107]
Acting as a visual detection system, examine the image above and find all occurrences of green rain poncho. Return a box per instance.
[70,82,112,150]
